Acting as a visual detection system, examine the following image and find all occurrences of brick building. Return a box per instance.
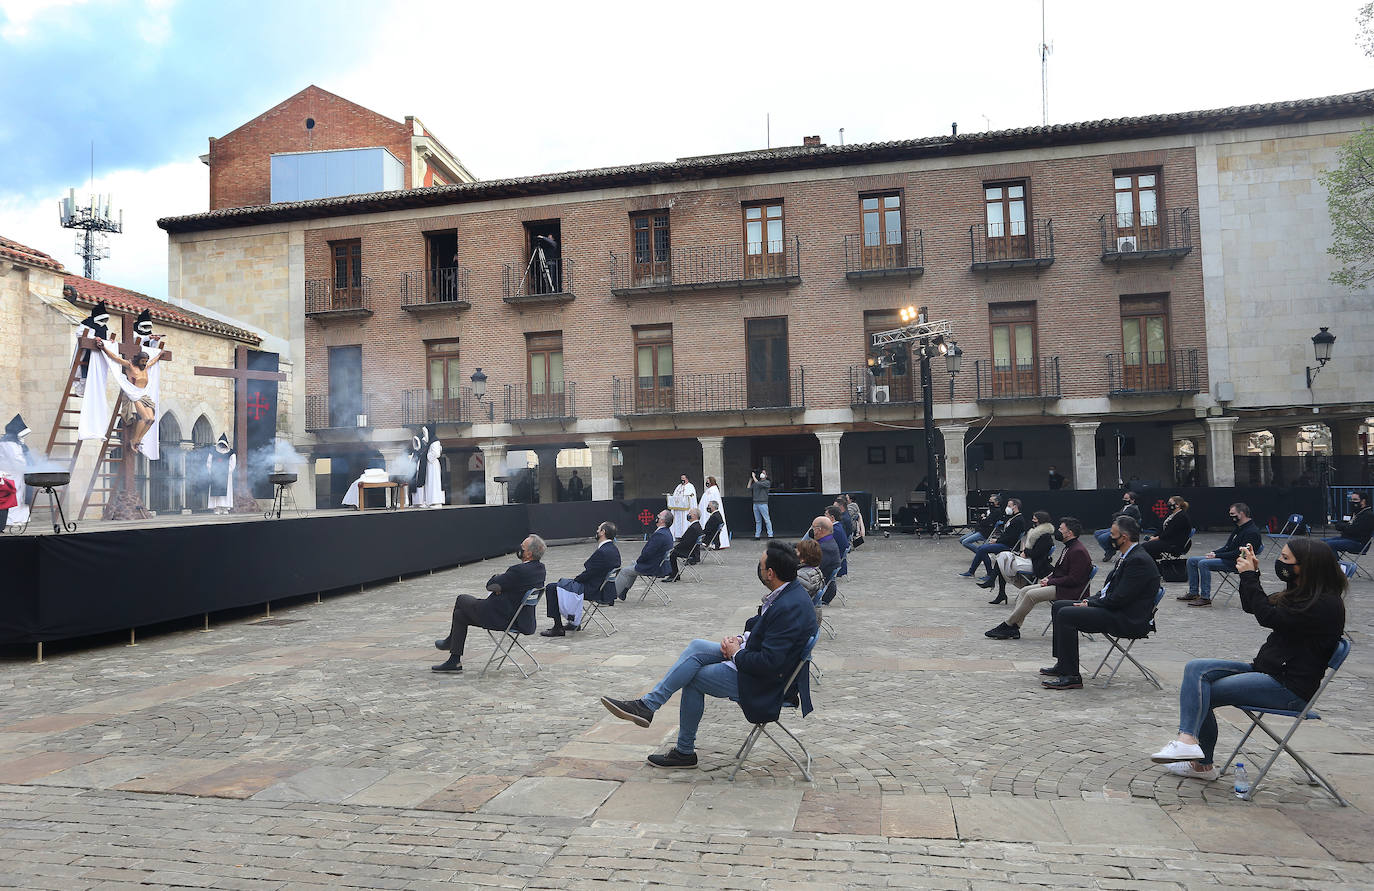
[160,89,1374,520]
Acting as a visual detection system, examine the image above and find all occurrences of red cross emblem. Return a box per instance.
[1152,499,1169,518]
[638,509,654,526]
[247,392,271,421]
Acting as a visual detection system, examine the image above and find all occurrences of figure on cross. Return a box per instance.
[96,336,166,454]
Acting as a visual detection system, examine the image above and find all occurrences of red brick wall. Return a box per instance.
[301,145,1206,442]
[210,86,412,210]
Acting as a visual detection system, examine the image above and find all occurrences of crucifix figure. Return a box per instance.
[195,345,287,509]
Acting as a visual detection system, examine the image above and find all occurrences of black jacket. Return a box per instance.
[671,521,704,558]
[995,513,1028,548]
[1335,508,1374,546]
[1087,545,1160,635]
[1157,510,1192,554]
[478,559,547,634]
[818,534,841,582]
[1240,571,1345,702]
[574,540,621,587]
[702,511,724,546]
[736,580,818,724]
[1215,519,1263,570]
[1112,502,1143,525]
[1026,533,1055,579]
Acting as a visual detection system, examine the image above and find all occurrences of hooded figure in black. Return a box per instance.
[207,433,235,514]
[74,301,112,396]
[134,308,154,341]
[408,431,427,506]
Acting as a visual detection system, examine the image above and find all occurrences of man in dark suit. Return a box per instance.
[665,508,705,581]
[600,541,818,769]
[542,522,621,636]
[1094,490,1143,561]
[986,516,1094,639]
[812,515,842,604]
[1041,516,1159,689]
[701,501,725,549]
[614,510,674,599]
[827,504,851,579]
[432,535,547,673]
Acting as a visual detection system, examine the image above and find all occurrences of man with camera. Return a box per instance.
[748,469,774,539]
[1179,502,1262,607]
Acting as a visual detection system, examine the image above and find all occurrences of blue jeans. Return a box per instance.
[642,639,740,755]
[967,543,1008,575]
[1322,537,1362,556]
[752,503,773,537]
[1185,556,1227,598]
[959,531,986,552]
[1177,658,1304,765]
[1093,528,1115,558]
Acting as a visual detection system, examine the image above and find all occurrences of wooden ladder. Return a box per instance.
[27,350,99,525]
[77,397,126,521]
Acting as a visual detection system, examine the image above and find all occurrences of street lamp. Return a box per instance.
[1306,327,1336,389]
[945,342,963,402]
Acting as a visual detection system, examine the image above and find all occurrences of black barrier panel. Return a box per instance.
[996,487,1329,534]
[0,536,40,643]
[526,500,638,542]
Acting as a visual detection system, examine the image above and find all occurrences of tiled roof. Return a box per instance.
[160,88,1374,234]
[0,235,64,271]
[63,275,261,344]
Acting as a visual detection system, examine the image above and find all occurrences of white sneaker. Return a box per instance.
[1150,740,1206,763]
[1166,761,1220,781]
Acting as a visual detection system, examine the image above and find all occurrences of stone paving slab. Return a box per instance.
[28,754,177,790]
[110,756,233,793]
[1167,804,1333,858]
[1050,799,1195,848]
[0,751,100,784]
[675,785,804,830]
[167,759,310,799]
[952,796,1069,843]
[880,791,958,838]
[1281,806,1374,862]
[594,780,693,823]
[250,764,390,803]
[342,768,456,808]
[480,776,619,818]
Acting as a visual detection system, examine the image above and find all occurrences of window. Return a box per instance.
[1120,295,1170,390]
[426,339,463,419]
[860,192,905,269]
[863,310,913,402]
[631,211,670,286]
[895,445,914,463]
[522,220,562,294]
[983,181,1028,260]
[745,316,790,408]
[867,447,886,464]
[743,202,786,279]
[526,331,565,415]
[424,230,461,302]
[1114,171,1160,251]
[634,325,673,412]
[988,303,1037,397]
[330,239,362,308]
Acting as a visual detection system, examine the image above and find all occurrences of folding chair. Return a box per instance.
[1265,513,1303,552]
[636,563,672,606]
[1341,537,1372,581]
[479,587,544,678]
[1041,565,1099,637]
[1219,637,1352,805]
[730,632,819,782]
[1218,542,1264,606]
[578,569,619,637]
[1090,586,1167,689]
[819,566,844,608]
[874,497,894,536]
[810,574,836,641]
[703,525,726,566]
[679,539,707,583]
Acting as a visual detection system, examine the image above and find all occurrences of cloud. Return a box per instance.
[0,0,90,41]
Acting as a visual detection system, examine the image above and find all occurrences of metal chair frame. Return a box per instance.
[1217,542,1264,605]
[1342,537,1373,581]
[819,565,844,609]
[1089,586,1167,689]
[635,562,672,606]
[1219,637,1351,806]
[1264,513,1304,552]
[809,571,837,641]
[578,569,619,636]
[679,538,707,583]
[730,633,819,782]
[703,525,726,565]
[1040,565,1099,637]
[480,587,544,678]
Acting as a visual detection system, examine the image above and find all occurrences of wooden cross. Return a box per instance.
[194,344,287,500]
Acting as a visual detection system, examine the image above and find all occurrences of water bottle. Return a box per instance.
[1233,762,1251,799]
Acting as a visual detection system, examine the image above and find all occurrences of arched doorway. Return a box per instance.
[186,415,215,512]
[149,414,184,513]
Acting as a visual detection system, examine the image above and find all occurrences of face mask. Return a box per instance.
[1274,560,1298,584]
[1053,530,1065,542]
[1108,534,1121,550]
[1005,506,1013,516]
[1231,516,1240,525]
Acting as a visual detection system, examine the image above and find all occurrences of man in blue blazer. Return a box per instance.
[613,510,674,599]
[542,521,622,636]
[433,535,547,673]
[600,541,819,769]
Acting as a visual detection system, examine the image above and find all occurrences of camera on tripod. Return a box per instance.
[517,235,560,295]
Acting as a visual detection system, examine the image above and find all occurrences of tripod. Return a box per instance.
[515,245,557,296]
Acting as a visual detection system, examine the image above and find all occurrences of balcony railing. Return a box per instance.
[306,393,374,430]
[1106,349,1201,396]
[846,364,920,406]
[843,229,924,280]
[402,267,472,310]
[503,382,577,422]
[973,357,1062,400]
[1099,207,1193,266]
[612,368,805,414]
[969,218,1054,271]
[503,257,574,304]
[402,388,472,425]
[610,236,802,295]
[305,278,373,318]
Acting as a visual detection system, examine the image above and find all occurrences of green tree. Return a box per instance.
[1321,125,1374,290]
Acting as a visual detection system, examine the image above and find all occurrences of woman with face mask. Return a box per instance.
[1149,537,1346,781]
[1141,497,1192,560]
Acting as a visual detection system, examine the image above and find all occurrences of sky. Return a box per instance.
[2,0,1372,299]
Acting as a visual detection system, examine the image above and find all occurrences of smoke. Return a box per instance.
[391,452,418,479]
[24,454,71,474]
[250,437,309,471]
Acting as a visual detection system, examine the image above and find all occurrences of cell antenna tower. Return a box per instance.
[59,186,122,280]
[1039,0,1053,126]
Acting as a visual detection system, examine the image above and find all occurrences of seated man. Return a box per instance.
[826,504,851,578]
[701,501,725,550]
[832,498,855,538]
[960,493,1002,552]
[1041,516,1159,689]
[599,541,818,768]
[1094,490,1143,562]
[812,515,841,603]
[986,516,1091,639]
[433,535,547,672]
[614,510,675,598]
[1323,490,1372,556]
[960,498,1027,581]
[1180,502,1263,607]
[542,522,621,636]
[665,508,705,581]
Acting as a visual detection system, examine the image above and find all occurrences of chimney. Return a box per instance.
[803,135,822,147]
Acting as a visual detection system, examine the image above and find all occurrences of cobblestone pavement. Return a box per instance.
[1,529,1372,888]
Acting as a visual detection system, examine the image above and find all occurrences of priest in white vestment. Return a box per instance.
[669,475,696,538]
[696,475,730,548]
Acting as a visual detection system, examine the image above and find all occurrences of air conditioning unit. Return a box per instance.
[871,385,890,403]
[1116,236,1137,252]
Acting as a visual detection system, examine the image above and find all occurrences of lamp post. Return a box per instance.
[470,367,494,423]
[898,305,961,536]
[1305,327,1336,390]
[945,343,963,403]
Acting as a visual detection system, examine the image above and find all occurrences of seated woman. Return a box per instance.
[984,510,1055,604]
[1142,496,1192,560]
[1149,537,1346,781]
[796,538,824,625]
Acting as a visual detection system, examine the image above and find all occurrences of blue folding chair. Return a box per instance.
[480,587,544,678]
[1090,586,1167,689]
[1217,542,1264,606]
[1265,514,1304,552]
[730,632,819,782]
[811,573,836,641]
[1219,637,1352,805]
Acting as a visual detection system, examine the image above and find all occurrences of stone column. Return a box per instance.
[1277,427,1301,486]
[587,438,614,502]
[1206,416,1239,488]
[1068,421,1100,491]
[481,441,508,505]
[535,447,560,504]
[698,436,725,490]
[939,425,970,526]
[815,431,844,494]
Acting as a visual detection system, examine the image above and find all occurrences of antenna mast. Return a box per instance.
[1039,0,1053,126]
[59,145,122,280]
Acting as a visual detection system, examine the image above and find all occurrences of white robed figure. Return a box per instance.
[0,414,33,528]
[206,433,235,514]
[669,474,696,538]
[418,423,445,507]
[697,475,729,548]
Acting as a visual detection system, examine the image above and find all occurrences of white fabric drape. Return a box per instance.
[697,484,730,548]
[207,453,235,510]
[77,343,163,460]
